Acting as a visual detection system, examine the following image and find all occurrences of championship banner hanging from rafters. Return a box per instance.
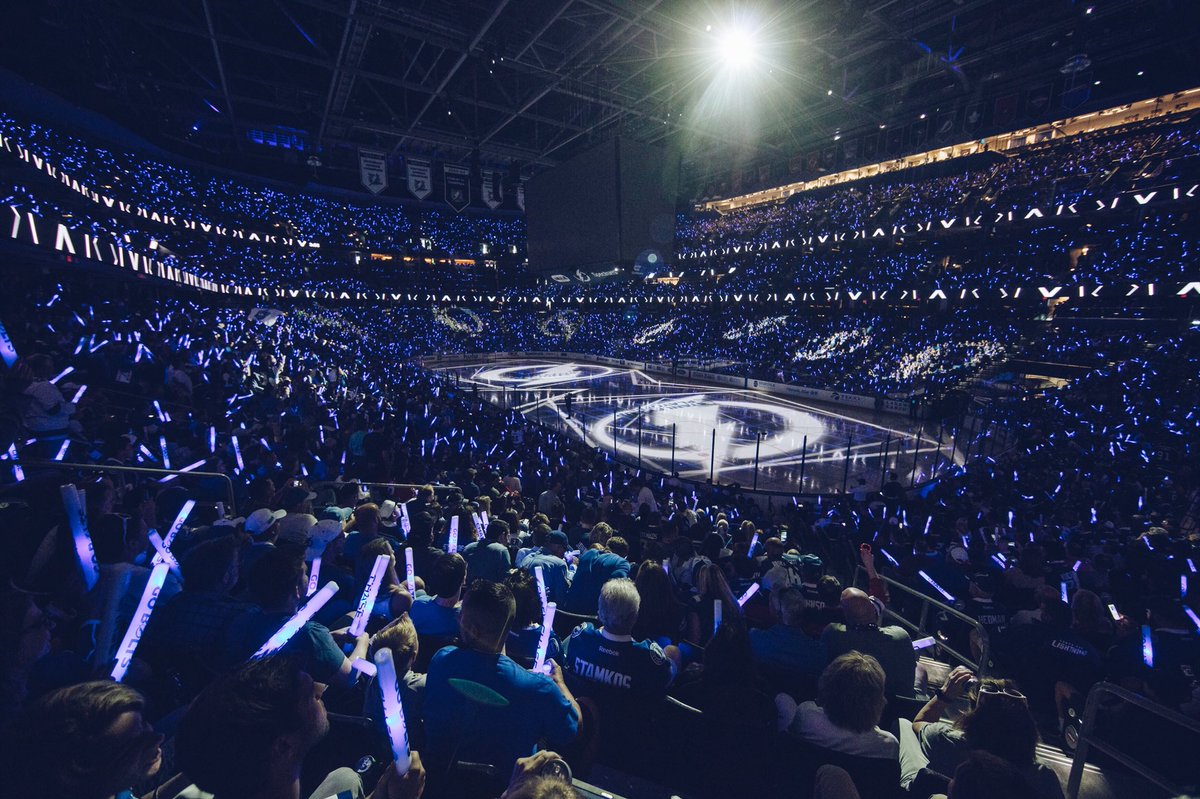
[444,164,470,212]
[407,159,432,200]
[482,170,503,209]
[358,148,388,195]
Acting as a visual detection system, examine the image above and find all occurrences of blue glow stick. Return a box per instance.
[1182,575,1188,598]
[534,601,557,674]
[159,436,171,469]
[1073,560,1082,572]
[209,426,216,453]
[373,648,412,773]
[749,532,759,556]
[405,547,416,595]
[924,516,933,536]
[1188,559,1197,574]
[1185,607,1200,632]
[253,581,339,658]
[50,366,74,385]
[110,562,171,682]
[54,439,70,461]
[713,598,722,634]
[8,444,23,482]
[881,548,899,566]
[1141,625,1154,668]
[71,384,87,403]
[232,435,244,470]
[1060,581,1069,603]
[307,557,321,596]
[472,512,485,540]
[349,555,391,635]
[61,485,100,589]
[535,565,548,613]
[399,502,410,536]
[147,531,181,577]
[919,570,955,602]
[1108,604,1121,621]
[448,516,459,553]
[737,582,761,607]
[351,658,376,677]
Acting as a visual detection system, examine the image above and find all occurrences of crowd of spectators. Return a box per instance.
[0,267,1196,799]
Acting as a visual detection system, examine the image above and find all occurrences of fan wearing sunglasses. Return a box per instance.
[902,667,1064,799]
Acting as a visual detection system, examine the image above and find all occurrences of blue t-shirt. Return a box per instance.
[561,550,630,614]
[563,623,674,698]
[522,553,571,604]
[409,593,461,638]
[461,540,512,583]
[749,624,828,678]
[424,646,578,770]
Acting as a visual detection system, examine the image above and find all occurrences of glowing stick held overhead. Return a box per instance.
[49,366,73,384]
[472,512,485,540]
[399,501,410,535]
[535,566,548,613]
[253,581,339,658]
[737,582,761,607]
[713,598,722,634]
[748,532,759,556]
[349,555,391,636]
[533,601,557,674]
[61,484,100,590]
[110,563,170,682]
[373,648,412,773]
[405,547,416,594]
[71,384,87,404]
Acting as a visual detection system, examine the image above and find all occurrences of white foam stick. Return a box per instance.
[351,658,377,677]
[307,557,322,597]
[399,502,410,536]
[49,366,74,384]
[159,436,171,469]
[919,570,955,602]
[480,510,489,528]
[61,485,99,590]
[535,565,548,613]
[373,648,411,773]
[110,563,171,682]
[405,547,416,594]
[71,384,88,404]
[154,500,195,567]
[912,636,937,650]
[448,516,460,553]
[349,555,391,635]
[8,444,23,482]
[472,512,485,540]
[534,601,557,674]
[147,531,181,577]
[737,582,761,607]
[253,581,339,658]
[713,598,722,634]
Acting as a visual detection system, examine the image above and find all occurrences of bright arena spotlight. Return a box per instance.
[716,26,758,70]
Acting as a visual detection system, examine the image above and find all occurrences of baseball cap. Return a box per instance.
[306,519,345,561]
[281,485,317,508]
[379,500,400,527]
[546,530,570,549]
[245,508,286,536]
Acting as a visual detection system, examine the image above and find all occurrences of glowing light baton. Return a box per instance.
[61,485,100,590]
[8,444,23,482]
[159,436,171,469]
[1185,607,1200,632]
[918,570,955,602]
[748,532,759,556]
[49,366,74,384]
[1141,625,1154,668]
[110,562,170,682]
[209,426,216,452]
[405,547,416,595]
[713,598,722,634]
[535,565,548,613]
[533,601,557,674]
[147,531,181,577]
[156,500,195,563]
[924,516,933,536]
[881,548,899,567]
[448,516,459,553]
[1060,581,1069,603]
[737,582,761,607]
[307,557,321,596]
[54,439,70,461]
[399,502,410,535]
[912,636,936,650]
[351,658,376,677]
[350,555,391,635]
[253,581,339,658]
[373,648,412,773]
[1183,575,1189,598]
[1108,604,1121,621]
[232,435,244,470]
[472,512,485,540]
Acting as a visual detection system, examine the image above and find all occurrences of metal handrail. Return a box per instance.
[14,460,237,516]
[853,566,991,675]
[1066,681,1200,799]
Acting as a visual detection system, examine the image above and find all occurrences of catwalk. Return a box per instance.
[433,357,957,495]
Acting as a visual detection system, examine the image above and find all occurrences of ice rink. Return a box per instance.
[433,357,959,495]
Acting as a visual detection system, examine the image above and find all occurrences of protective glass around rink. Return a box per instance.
[434,358,962,495]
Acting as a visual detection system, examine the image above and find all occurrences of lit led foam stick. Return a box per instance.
[253,581,339,658]
[737,582,761,607]
[159,436,171,469]
[70,384,87,404]
[924,516,933,536]
[232,435,244,470]
[918,570,955,602]
[49,366,74,384]
[61,485,100,590]
[351,658,376,677]
[209,426,216,453]
[8,444,23,482]
[349,555,391,636]
[1185,606,1200,632]
[912,636,937,650]
[1060,581,1069,603]
[373,648,412,774]
[155,500,195,564]
[533,601,557,674]
[881,548,899,567]
[399,502,410,536]
[307,557,321,597]
[110,562,170,682]
[1141,625,1154,668]
[713,598,722,634]
[405,547,416,595]
[448,516,459,553]
[472,512,485,540]
[153,401,168,423]
[1108,604,1121,621]
[54,439,70,461]
[1189,559,1198,574]
[535,566,548,613]
[748,533,759,556]
[147,531,181,577]
[1183,575,1189,598]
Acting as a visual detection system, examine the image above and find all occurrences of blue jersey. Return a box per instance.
[409,594,460,638]
[563,623,674,698]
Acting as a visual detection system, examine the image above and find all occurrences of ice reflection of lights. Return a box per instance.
[587,395,825,467]
[474,363,616,387]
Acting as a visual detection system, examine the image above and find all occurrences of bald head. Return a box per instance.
[840,587,879,626]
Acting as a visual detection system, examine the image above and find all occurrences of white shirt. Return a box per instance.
[786,700,899,759]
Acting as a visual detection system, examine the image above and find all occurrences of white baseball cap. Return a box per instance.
[245,508,287,536]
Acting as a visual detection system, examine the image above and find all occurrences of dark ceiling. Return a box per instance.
[3,0,1199,193]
